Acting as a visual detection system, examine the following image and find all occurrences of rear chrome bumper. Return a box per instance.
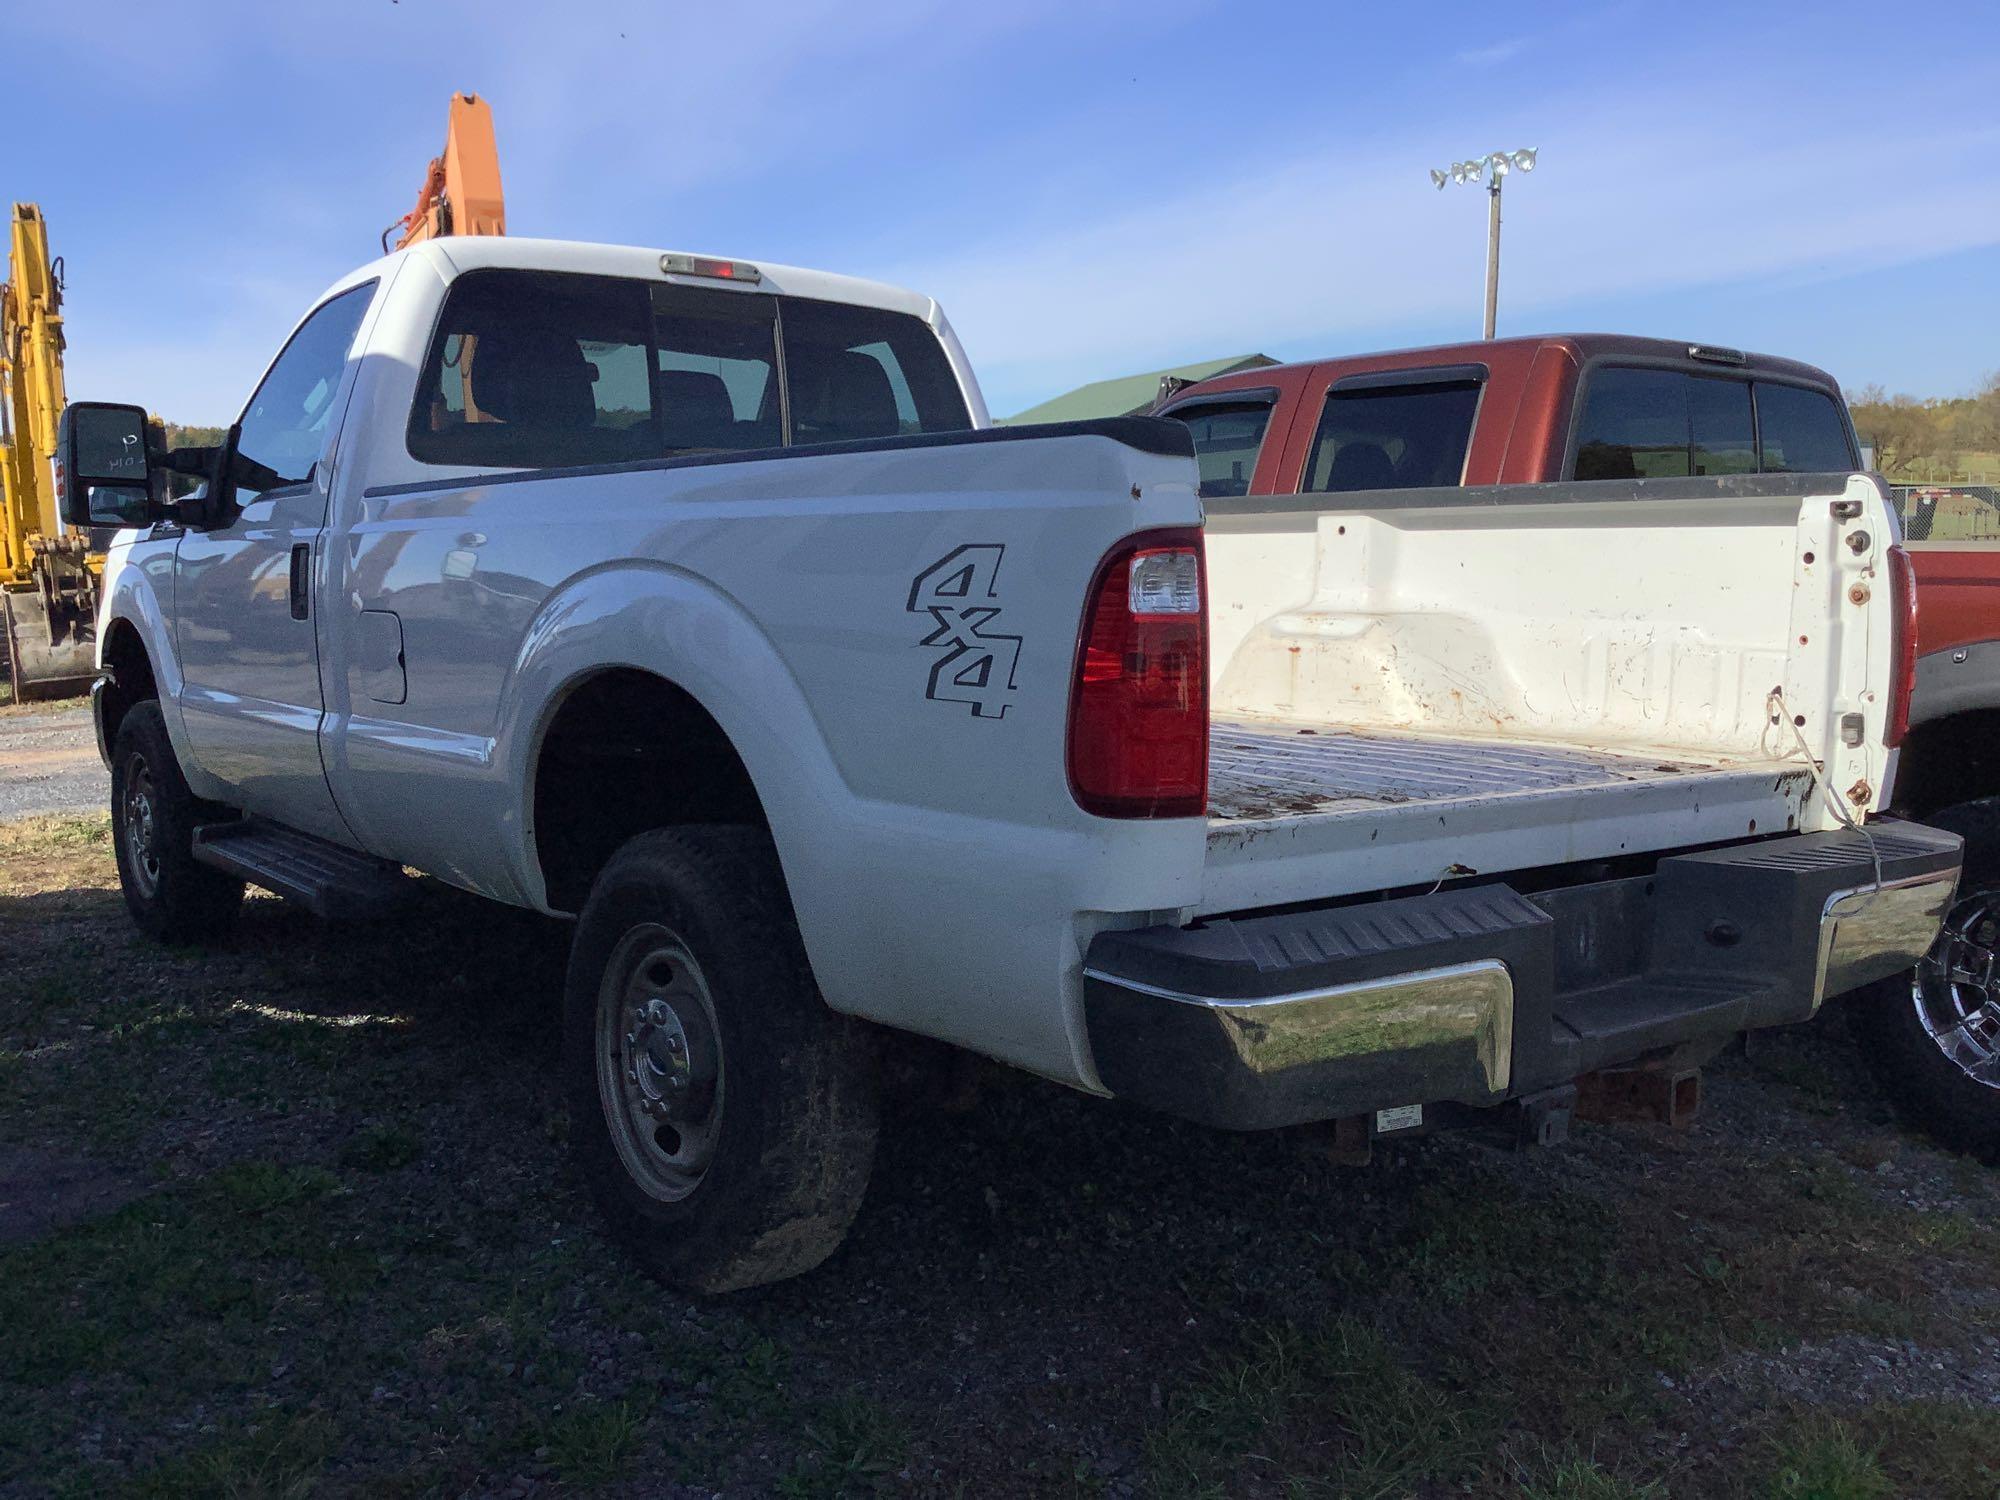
[1816,871,1959,1007]
[1082,960,1517,1132]
[1084,821,1961,1131]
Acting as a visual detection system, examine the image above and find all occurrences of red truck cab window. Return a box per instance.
[1568,366,1856,481]
[1302,375,1482,493]
[1162,395,1276,499]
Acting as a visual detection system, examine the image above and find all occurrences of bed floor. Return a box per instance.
[1208,718,1740,823]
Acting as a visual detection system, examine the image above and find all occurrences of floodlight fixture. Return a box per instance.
[1425,146,1541,339]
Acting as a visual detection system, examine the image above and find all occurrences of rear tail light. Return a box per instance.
[1887,543,1918,748]
[1067,528,1208,818]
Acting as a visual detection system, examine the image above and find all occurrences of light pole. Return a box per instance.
[1430,148,1537,339]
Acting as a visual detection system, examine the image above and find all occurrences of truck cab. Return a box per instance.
[1156,333,1857,500]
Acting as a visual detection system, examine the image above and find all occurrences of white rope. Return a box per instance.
[1768,684,1884,899]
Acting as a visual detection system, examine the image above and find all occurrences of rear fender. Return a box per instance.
[499,558,846,916]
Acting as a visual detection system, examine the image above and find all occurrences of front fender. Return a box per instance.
[97,538,214,794]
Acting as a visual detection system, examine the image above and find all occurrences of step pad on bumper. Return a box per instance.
[1084,821,1961,1131]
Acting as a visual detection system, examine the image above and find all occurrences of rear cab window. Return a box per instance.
[1303,372,1481,493]
[1570,365,1855,480]
[1754,382,1855,472]
[408,268,971,469]
[1159,395,1275,498]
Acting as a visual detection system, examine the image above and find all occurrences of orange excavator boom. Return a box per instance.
[384,92,505,252]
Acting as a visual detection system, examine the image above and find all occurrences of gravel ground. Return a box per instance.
[1,813,1997,1498]
[0,699,102,820]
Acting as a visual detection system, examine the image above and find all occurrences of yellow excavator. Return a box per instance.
[0,202,95,701]
[0,98,499,701]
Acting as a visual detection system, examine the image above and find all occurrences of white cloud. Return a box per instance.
[903,69,2000,415]
[1454,39,1526,67]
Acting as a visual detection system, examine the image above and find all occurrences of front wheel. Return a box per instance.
[561,827,878,1293]
[109,700,244,945]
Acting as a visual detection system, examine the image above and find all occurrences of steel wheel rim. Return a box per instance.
[122,752,161,900]
[1912,889,2000,1091]
[595,923,725,1202]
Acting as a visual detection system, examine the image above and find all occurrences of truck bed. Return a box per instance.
[1201,717,1815,916]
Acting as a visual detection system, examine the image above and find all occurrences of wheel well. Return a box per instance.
[99,619,157,750]
[1891,708,2000,820]
[532,669,766,914]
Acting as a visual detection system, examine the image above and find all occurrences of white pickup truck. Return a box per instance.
[60,236,1961,1291]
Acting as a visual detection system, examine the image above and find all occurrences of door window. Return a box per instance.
[232,282,375,504]
[1162,399,1273,498]
[1303,380,1480,493]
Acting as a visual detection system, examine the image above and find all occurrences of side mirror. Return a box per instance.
[56,402,160,529]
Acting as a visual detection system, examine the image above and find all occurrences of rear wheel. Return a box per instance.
[1852,798,2000,1162]
[109,701,243,944]
[562,827,878,1292]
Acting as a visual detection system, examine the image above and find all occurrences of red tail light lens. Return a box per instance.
[1887,543,1918,748]
[1068,527,1208,818]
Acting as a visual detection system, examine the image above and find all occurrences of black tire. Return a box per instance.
[1850,798,2000,1163]
[562,827,878,1293]
[109,700,244,945]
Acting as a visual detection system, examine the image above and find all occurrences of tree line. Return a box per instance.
[162,423,226,451]
[1849,376,2000,484]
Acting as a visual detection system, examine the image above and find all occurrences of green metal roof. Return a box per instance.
[1000,354,1277,425]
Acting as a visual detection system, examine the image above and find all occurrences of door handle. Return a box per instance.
[288,543,311,621]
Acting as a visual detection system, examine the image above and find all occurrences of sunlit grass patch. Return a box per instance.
[0,812,110,852]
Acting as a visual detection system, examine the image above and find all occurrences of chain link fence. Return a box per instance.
[1890,484,2000,543]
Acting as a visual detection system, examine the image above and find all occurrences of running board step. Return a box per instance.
[192,820,414,920]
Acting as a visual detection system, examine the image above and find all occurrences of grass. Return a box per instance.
[528,1397,648,1487]
[1145,1318,1480,1499]
[775,1394,910,1497]
[1514,1446,1667,1500]
[0,686,90,716]
[0,811,110,853]
[1761,1417,1893,1500]
[1,815,1998,1496]
[337,1121,423,1171]
[117,1412,337,1500]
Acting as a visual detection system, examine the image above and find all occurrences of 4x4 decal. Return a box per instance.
[907,544,1021,720]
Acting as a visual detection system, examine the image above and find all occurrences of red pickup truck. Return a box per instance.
[1162,334,2000,1162]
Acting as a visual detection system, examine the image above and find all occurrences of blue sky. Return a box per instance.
[5,0,1997,422]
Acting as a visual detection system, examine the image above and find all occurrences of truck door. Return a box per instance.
[174,282,376,840]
